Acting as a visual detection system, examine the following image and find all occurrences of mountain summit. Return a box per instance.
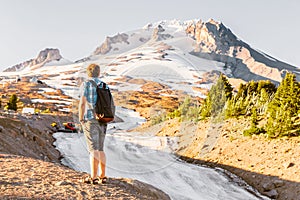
[3,19,300,86]
[89,19,299,83]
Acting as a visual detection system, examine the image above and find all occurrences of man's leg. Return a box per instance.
[98,151,106,178]
[90,151,99,179]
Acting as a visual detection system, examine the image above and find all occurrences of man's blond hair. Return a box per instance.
[87,64,100,77]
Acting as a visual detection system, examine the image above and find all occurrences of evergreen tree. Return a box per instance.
[200,74,233,118]
[167,96,201,122]
[228,80,276,118]
[266,73,300,137]
[7,94,18,111]
[243,107,265,136]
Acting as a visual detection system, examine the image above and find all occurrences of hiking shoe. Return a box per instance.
[82,176,97,184]
[98,176,108,184]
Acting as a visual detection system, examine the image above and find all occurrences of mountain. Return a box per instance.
[186,19,300,82]
[2,19,300,96]
[88,19,299,83]
[3,48,71,72]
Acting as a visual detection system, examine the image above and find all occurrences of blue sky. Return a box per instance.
[0,0,299,71]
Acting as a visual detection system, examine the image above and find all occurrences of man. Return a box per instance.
[79,63,107,184]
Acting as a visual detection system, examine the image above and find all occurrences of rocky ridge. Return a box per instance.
[186,19,300,82]
[4,48,63,72]
[93,33,130,55]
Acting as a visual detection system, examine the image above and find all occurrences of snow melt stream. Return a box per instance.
[53,107,268,200]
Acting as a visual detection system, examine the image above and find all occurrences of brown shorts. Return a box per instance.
[82,119,107,152]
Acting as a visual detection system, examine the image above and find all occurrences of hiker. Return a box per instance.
[79,63,108,184]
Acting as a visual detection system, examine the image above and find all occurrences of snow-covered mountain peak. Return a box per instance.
[2,18,300,95]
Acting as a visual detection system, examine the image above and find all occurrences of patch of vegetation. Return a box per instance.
[7,94,18,111]
[41,108,51,114]
[201,72,300,138]
[150,72,300,138]
[150,96,201,125]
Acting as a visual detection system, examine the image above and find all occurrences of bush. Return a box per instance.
[7,94,18,111]
[243,126,265,136]
[166,96,201,122]
[41,108,51,113]
[150,115,166,125]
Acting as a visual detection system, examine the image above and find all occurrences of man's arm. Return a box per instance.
[79,95,87,123]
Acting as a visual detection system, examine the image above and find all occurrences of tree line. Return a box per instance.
[158,72,300,138]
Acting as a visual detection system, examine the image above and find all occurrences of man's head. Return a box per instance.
[87,64,100,78]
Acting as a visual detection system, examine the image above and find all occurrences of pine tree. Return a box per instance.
[200,74,233,118]
[266,73,300,137]
[229,80,276,118]
[243,107,265,136]
[7,94,18,111]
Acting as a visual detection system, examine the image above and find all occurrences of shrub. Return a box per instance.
[7,94,18,111]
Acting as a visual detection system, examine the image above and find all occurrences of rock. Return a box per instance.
[264,189,279,199]
[55,180,70,186]
[262,182,275,191]
[93,33,129,55]
[0,125,3,132]
[284,162,295,168]
[152,25,173,41]
[274,180,285,188]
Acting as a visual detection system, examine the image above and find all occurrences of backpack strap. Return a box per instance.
[88,80,98,88]
[88,80,107,89]
[86,80,107,109]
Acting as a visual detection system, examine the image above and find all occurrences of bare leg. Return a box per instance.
[90,151,99,179]
[99,151,106,178]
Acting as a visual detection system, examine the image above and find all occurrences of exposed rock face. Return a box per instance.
[186,19,300,82]
[4,48,62,72]
[93,33,129,55]
[152,25,174,41]
[33,48,62,65]
[186,19,239,53]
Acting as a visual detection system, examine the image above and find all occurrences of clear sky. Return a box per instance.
[0,0,299,71]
